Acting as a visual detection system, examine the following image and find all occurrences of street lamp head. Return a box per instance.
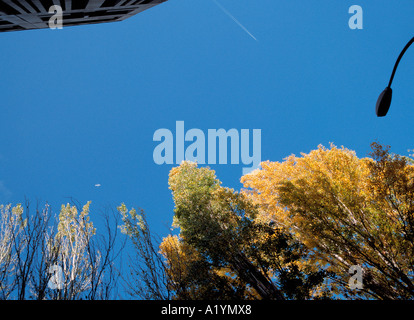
[376,87,392,117]
[375,37,414,117]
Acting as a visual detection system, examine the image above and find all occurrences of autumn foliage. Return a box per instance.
[241,143,414,299]
[153,142,414,299]
[2,143,414,300]
[160,161,330,300]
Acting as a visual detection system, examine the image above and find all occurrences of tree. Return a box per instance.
[0,204,25,299]
[118,204,172,300]
[49,202,122,300]
[0,201,121,300]
[160,161,331,300]
[241,143,414,299]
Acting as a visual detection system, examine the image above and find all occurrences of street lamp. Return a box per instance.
[376,36,414,117]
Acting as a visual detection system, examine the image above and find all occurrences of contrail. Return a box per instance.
[211,0,258,41]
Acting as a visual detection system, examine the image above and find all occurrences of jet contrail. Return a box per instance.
[211,0,258,41]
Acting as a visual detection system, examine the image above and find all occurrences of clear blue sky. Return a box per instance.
[0,0,413,236]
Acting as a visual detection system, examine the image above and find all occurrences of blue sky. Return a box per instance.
[0,0,414,237]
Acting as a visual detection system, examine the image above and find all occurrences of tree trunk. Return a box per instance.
[231,252,285,300]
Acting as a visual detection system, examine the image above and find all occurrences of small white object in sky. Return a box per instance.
[95,184,101,187]
[211,0,258,41]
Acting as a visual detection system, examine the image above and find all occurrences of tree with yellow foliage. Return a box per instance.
[241,143,414,299]
[158,161,331,300]
[120,142,414,299]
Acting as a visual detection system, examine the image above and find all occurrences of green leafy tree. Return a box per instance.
[160,161,331,300]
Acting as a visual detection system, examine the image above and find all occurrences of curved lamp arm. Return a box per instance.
[388,37,414,88]
[376,36,414,117]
